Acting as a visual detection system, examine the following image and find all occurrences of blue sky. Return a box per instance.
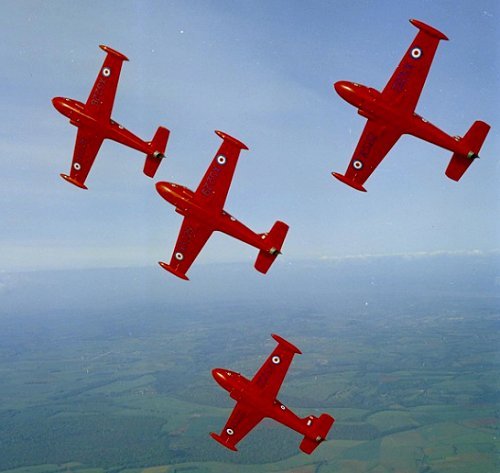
[1,0,498,273]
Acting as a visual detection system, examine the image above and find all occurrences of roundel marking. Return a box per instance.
[226,428,234,436]
[353,160,363,170]
[272,355,281,364]
[175,252,184,261]
[102,67,111,77]
[73,162,81,171]
[280,404,286,410]
[217,155,227,165]
[411,48,422,59]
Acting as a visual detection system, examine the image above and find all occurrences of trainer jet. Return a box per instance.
[211,334,335,454]
[155,131,289,280]
[332,19,490,192]
[52,45,169,189]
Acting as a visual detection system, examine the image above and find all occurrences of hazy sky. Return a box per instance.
[1,0,498,273]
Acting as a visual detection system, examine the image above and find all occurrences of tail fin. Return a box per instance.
[299,413,335,454]
[144,126,170,178]
[445,120,490,181]
[254,221,289,274]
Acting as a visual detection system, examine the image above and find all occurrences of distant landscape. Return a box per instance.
[0,253,498,473]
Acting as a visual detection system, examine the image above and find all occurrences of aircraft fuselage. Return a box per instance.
[52,96,153,155]
[212,368,319,439]
[156,182,276,253]
[334,81,471,157]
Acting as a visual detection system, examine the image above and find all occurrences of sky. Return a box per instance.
[1,0,498,274]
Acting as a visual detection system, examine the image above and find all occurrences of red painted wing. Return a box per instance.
[193,131,248,211]
[162,216,213,279]
[381,19,448,112]
[249,335,301,400]
[334,120,401,190]
[63,127,104,188]
[211,403,264,451]
[84,46,128,121]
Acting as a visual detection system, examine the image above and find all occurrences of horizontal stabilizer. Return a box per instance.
[255,221,289,274]
[158,261,189,281]
[60,173,88,190]
[144,127,170,178]
[299,413,335,454]
[331,172,367,192]
[445,120,490,182]
[299,437,321,455]
[210,432,238,451]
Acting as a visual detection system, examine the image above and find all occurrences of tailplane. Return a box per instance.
[144,126,170,178]
[299,413,335,454]
[254,221,289,274]
[445,120,490,181]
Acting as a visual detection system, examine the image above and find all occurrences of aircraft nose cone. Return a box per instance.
[212,368,232,390]
[155,181,171,199]
[51,96,65,113]
[212,368,225,382]
[334,81,352,96]
[334,81,361,106]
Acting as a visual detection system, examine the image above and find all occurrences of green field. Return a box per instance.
[1,261,499,473]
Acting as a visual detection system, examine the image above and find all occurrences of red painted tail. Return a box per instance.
[445,121,490,181]
[144,126,170,178]
[254,221,289,274]
[299,413,335,454]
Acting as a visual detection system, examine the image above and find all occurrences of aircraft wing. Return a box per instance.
[61,126,104,189]
[84,45,129,121]
[249,334,302,400]
[193,131,248,211]
[210,403,264,451]
[159,216,213,280]
[381,19,448,112]
[333,120,401,191]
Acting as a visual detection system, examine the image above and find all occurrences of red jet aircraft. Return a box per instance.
[211,334,335,454]
[52,45,169,189]
[332,19,490,192]
[155,131,289,280]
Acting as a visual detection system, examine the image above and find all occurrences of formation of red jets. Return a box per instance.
[52,20,490,453]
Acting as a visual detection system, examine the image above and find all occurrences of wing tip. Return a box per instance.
[331,172,367,192]
[215,130,249,150]
[409,19,448,41]
[272,334,302,354]
[99,44,129,61]
[60,174,88,190]
[210,432,238,451]
[158,261,189,280]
